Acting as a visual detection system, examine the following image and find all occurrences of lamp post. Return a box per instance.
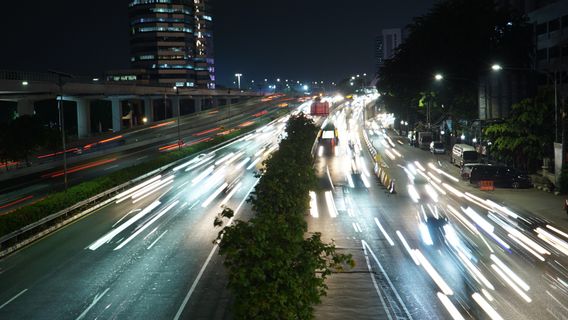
[173,86,181,151]
[235,73,242,89]
[492,63,559,143]
[48,70,72,191]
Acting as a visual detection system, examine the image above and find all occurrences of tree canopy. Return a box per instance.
[378,0,532,124]
[215,113,353,319]
[484,89,554,170]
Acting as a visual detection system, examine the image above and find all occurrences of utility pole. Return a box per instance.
[48,70,73,191]
[174,86,181,151]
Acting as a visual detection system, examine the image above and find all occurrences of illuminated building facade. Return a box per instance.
[128,0,215,88]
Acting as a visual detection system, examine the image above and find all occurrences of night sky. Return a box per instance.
[0,0,434,86]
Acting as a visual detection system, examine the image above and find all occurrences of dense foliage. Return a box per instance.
[379,0,532,124]
[214,113,353,319]
[0,115,61,167]
[484,90,554,170]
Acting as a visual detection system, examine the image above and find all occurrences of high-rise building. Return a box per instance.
[128,0,215,89]
[375,28,404,75]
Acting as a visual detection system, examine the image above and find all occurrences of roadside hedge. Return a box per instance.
[0,121,267,239]
[214,113,354,319]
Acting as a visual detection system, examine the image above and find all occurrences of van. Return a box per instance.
[469,165,531,189]
[451,144,478,167]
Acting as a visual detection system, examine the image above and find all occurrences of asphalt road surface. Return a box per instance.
[0,95,292,214]
[311,99,568,319]
[0,104,303,319]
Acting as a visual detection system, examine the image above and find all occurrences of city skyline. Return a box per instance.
[0,0,434,87]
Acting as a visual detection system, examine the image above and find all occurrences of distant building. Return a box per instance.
[127,0,215,89]
[375,28,404,75]
[375,35,384,75]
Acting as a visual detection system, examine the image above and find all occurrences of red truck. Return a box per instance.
[310,97,330,116]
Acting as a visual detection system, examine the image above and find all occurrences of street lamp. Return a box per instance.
[235,73,242,89]
[22,81,29,86]
[434,73,444,81]
[48,70,73,191]
[173,86,182,150]
[492,63,558,142]
[491,64,503,71]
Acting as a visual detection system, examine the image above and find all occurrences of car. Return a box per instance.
[430,141,445,154]
[469,164,531,189]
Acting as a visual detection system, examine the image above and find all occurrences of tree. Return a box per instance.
[484,90,554,170]
[378,0,532,124]
[214,114,353,319]
[6,115,44,166]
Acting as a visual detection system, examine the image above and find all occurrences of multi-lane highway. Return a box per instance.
[0,95,292,214]
[0,100,310,319]
[310,99,568,319]
[4,93,568,319]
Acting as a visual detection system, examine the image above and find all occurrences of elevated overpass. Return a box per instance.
[0,70,262,137]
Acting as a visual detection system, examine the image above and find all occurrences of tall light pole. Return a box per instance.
[48,70,72,191]
[492,63,559,143]
[173,86,181,151]
[235,73,242,89]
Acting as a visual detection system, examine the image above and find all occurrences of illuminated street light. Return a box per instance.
[303,84,309,91]
[22,81,29,86]
[460,134,465,140]
[235,73,242,89]
[473,138,478,143]
[277,78,281,82]
[142,117,148,124]
[434,73,444,81]
[491,64,503,71]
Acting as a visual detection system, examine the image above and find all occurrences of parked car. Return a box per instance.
[430,141,445,154]
[451,144,478,167]
[468,164,531,189]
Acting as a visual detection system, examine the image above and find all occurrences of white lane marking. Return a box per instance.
[136,156,148,161]
[103,164,120,171]
[147,230,168,250]
[143,227,159,240]
[352,222,360,233]
[396,230,419,265]
[362,244,393,320]
[112,209,140,228]
[0,289,28,310]
[361,240,414,320]
[76,287,110,320]
[114,201,179,250]
[374,217,394,246]
[173,179,258,320]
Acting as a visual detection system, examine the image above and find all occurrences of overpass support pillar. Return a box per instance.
[194,98,202,113]
[212,97,220,108]
[76,99,91,138]
[143,98,154,123]
[111,98,122,132]
[17,99,35,116]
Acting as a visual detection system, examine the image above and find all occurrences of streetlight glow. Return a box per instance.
[22,81,29,86]
[434,74,444,81]
[491,64,503,71]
